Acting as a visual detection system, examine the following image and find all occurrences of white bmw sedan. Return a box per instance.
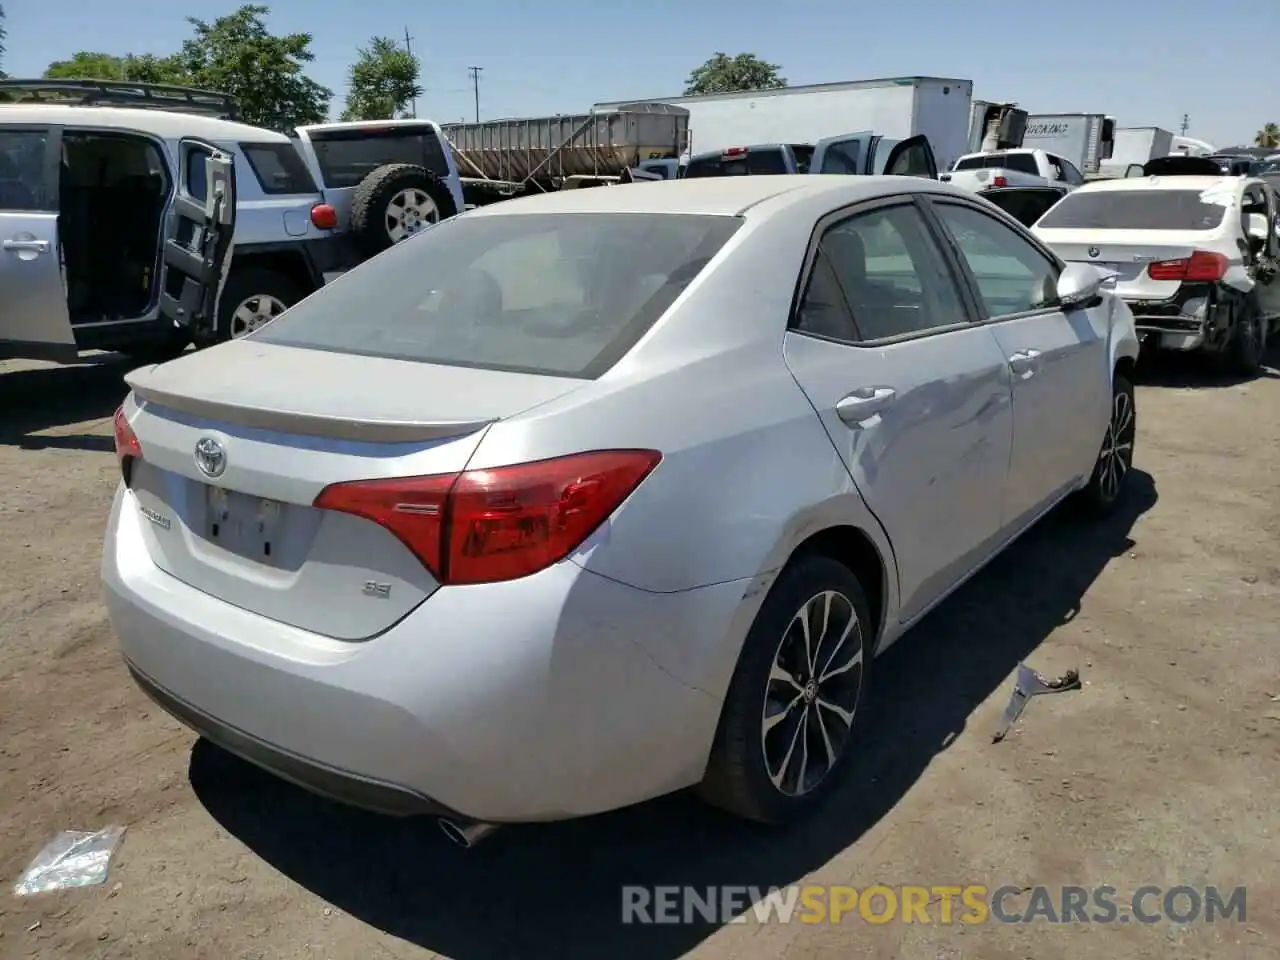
[103,175,1138,844]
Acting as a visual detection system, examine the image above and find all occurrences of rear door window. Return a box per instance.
[252,212,741,378]
[308,126,453,188]
[0,129,53,210]
[683,148,793,177]
[953,153,1039,175]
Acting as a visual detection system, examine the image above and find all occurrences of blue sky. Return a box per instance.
[4,0,1271,148]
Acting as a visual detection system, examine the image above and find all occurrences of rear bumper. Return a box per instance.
[101,486,731,822]
[1123,283,1221,352]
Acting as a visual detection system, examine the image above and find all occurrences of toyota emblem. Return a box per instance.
[1088,247,1100,258]
[194,437,227,479]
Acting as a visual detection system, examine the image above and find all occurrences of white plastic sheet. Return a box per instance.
[13,826,126,896]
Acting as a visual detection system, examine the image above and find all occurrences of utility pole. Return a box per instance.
[467,66,482,122]
[403,27,418,118]
[1180,113,1189,135]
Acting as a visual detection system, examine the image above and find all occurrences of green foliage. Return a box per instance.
[684,52,786,96]
[176,5,331,130]
[341,36,422,121]
[43,51,186,83]
[41,5,331,131]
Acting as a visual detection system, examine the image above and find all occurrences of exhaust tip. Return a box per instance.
[438,817,499,849]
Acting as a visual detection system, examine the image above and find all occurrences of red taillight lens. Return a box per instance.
[313,450,661,585]
[113,406,143,485]
[310,203,338,230]
[1147,250,1227,282]
[991,175,1008,187]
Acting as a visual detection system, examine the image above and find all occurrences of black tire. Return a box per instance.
[1219,297,1264,375]
[349,163,457,259]
[214,266,307,344]
[696,554,873,824]
[1075,372,1136,516]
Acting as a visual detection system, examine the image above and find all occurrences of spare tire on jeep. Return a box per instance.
[349,163,458,258]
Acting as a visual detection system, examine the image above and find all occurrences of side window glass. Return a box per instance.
[186,148,210,202]
[1047,156,1067,181]
[794,252,858,341]
[821,203,968,340]
[0,130,51,211]
[1060,158,1084,185]
[818,141,862,175]
[934,203,1061,318]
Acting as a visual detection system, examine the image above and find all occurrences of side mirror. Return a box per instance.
[1056,262,1107,308]
[1245,212,1269,242]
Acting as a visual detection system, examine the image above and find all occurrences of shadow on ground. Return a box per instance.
[192,471,1157,960]
[0,355,132,451]
[1133,340,1280,389]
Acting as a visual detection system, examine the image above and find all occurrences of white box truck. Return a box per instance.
[595,76,980,173]
[1020,114,1116,173]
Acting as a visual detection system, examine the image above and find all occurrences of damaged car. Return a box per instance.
[1031,157,1280,373]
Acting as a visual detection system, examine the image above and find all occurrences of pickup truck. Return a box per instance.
[940,148,1086,194]
[681,132,939,180]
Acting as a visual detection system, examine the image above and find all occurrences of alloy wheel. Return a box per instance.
[386,188,440,242]
[1097,388,1135,502]
[230,294,287,338]
[761,590,865,797]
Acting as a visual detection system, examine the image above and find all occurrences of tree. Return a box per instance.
[44,51,189,84]
[684,53,786,96]
[1256,123,1280,149]
[176,5,331,130]
[341,36,421,121]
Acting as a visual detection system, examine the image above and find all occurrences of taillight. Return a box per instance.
[721,146,747,159]
[992,175,1008,187]
[313,450,661,585]
[113,405,143,486]
[310,203,338,230]
[1147,250,1228,282]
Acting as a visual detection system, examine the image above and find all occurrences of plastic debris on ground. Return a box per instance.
[992,664,1082,743]
[13,826,127,896]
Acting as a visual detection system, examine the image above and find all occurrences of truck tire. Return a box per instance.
[349,163,457,259]
[214,267,307,343]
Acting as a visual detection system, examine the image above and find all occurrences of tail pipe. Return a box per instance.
[437,816,500,849]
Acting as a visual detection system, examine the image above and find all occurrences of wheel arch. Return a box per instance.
[228,247,319,296]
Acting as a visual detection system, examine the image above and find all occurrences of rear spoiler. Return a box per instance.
[125,368,494,444]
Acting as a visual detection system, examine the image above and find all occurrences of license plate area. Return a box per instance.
[205,485,283,564]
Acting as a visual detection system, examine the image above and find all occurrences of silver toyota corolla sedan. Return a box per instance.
[104,175,1139,843]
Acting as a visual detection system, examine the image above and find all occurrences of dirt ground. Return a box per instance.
[0,348,1277,960]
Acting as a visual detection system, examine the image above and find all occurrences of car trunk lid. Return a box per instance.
[123,341,587,640]
[1032,228,1223,300]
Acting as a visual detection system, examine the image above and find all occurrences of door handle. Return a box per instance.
[836,387,897,425]
[3,239,50,254]
[1008,348,1042,377]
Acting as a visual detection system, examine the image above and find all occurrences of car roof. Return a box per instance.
[1067,175,1239,195]
[465,175,970,219]
[297,119,444,135]
[0,105,293,143]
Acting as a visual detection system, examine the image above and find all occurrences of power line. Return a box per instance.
[1180,113,1189,136]
[401,26,417,119]
[467,65,483,122]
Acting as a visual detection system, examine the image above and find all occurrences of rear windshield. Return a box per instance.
[239,142,318,195]
[307,126,452,188]
[684,146,802,177]
[252,212,741,378]
[953,153,1039,175]
[1036,189,1228,231]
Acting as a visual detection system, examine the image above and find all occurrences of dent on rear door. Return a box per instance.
[782,201,1015,623]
